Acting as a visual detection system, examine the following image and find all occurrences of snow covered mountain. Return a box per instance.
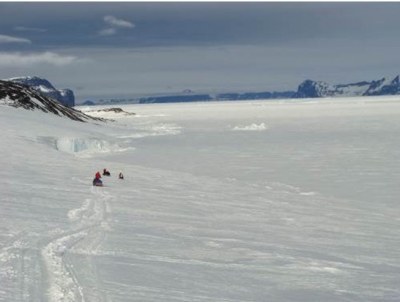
[293,75,400,98]
[365,75,400,95]
[0,80,101,123]
[5,76,75,107]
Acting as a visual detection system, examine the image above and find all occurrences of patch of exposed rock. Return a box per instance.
[0,80,105,123]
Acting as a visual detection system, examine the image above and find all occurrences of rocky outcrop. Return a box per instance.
[0,80,102,123]
[5,76,75,107]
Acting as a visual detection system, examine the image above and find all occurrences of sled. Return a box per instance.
[93,179,103,187]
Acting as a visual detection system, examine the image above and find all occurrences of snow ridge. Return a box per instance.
[232,122,269,131]
[55,137,133,157]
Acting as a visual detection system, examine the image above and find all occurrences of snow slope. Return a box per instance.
[1,97,400,302]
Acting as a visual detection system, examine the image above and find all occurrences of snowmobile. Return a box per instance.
[93,178,103,187]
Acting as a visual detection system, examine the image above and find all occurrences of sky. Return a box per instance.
[1,2,400,101]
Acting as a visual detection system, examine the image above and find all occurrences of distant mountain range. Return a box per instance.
[2,75,400,107]
[82,91,295,106]
[293,75,400,98]
[83,75,400,105]
[4,76,75,107]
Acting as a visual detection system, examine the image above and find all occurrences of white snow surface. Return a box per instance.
[1,97,400,302]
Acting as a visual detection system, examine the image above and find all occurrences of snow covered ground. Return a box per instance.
[1,97,400,302]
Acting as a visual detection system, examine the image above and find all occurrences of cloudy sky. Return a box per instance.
[1,2,400,102]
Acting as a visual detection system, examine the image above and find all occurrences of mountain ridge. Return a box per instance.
[82,75,400,105]
[293,75,400,98]
[0,80,102,123]
[5,76,75,107]
[4,74,400,106]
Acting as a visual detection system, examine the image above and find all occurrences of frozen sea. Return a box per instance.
[1,97,399,301]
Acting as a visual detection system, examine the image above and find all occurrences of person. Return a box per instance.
[95,171,101,179]
[103,168,111,176]
[119,172,124,179]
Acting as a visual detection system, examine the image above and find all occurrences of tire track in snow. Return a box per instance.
[0,231,44,301]
[0,231,29,300]
[42,184,113,302]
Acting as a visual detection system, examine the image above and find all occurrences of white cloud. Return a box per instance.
[104,15,135,28]
[14,26,46,32]
[0,52,81,67]
[98,15,134,37]
[0,34,31,44]
[98,28,117,36]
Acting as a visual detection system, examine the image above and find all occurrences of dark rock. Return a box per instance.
[0,80,103,123]
[6,76,75,107]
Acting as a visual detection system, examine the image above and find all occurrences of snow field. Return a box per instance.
[1,97,400,301]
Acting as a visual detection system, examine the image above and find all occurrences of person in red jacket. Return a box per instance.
[93,171,103,186]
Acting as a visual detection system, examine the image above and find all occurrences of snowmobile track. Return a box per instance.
[41,185,113,302]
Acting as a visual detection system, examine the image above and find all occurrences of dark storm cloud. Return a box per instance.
[1,2,400,49]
